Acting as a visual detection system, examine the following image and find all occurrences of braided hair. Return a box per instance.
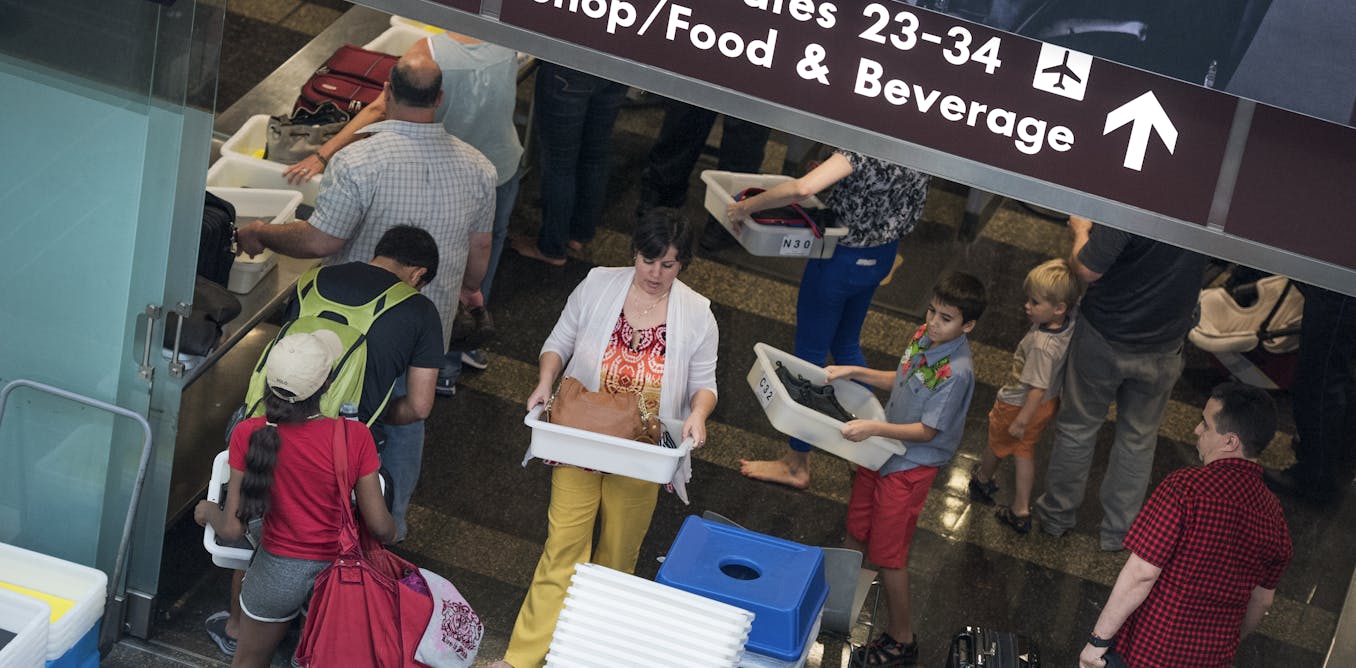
[236,390,325,522]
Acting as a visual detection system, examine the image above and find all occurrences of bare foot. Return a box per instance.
[565,239,590,260]
[739,458,810,489]
[511,235,566,266]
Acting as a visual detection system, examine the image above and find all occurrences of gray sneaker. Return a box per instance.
[460,349,489,370]
[203,610,236,657]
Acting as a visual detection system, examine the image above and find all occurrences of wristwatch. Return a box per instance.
[1088,632,1113,648]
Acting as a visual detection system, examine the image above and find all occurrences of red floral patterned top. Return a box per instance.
[546,313,666,471]
[601,313,666,415]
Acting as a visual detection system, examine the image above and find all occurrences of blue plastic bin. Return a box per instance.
[656,516,827,662]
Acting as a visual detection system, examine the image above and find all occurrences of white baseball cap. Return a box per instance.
[265,330,343,403]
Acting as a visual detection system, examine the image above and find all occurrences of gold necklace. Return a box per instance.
[630,284,670,318]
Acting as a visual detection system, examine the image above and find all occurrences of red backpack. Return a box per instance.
[295,45,399,115]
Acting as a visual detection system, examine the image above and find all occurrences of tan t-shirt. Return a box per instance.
[996,312,1076,406]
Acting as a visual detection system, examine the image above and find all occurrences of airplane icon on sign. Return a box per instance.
[1041,51,1082,90]
[1032,44,1093,101]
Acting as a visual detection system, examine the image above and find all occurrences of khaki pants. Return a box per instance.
[1033,320,1184,550]
[503,466,659,668]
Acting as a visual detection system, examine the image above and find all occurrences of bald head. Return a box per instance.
[389,54,442,109]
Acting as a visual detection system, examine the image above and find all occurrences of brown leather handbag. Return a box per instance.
[546,377,661,445]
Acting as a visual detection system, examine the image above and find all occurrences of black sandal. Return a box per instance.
[968,465,998,505]
[996,505,1032,534]
[851,632,919,667]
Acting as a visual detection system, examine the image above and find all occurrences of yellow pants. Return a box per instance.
[503,466,660,668]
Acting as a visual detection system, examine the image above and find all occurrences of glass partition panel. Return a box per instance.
[0,0,222,630]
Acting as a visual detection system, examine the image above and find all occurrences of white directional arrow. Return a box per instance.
[1103,91,1178,171]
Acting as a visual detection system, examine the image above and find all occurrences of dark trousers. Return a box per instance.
[1290,283,1356,488]
[534,62,627,259]
[637,99,771,212]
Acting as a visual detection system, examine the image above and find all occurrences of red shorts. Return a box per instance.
[845,465,937,569]
[987,397,1059,459]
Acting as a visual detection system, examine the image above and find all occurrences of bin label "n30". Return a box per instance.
[779,235,814,256]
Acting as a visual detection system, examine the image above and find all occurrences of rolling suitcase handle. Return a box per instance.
[950,631,975,668]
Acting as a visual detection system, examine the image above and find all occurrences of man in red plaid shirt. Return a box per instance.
[1079,383,1292,668]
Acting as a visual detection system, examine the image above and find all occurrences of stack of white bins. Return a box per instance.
[545,563,754,667]
[0,587,49,668]
[0,543,107,668]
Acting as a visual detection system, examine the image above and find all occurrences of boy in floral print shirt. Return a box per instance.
[826,272,986,667]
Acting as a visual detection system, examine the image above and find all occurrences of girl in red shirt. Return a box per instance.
[196,331,396,667]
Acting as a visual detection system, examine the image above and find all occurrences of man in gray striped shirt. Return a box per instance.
[237,52,496,541]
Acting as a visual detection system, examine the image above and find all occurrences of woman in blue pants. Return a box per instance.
[729,150,930,489]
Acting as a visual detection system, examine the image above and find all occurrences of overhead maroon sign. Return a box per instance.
[500,0,1241,225]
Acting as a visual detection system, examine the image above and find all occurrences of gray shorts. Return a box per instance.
[239,547,328,622]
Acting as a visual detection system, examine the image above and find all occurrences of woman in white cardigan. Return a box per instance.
[495,208,719,668]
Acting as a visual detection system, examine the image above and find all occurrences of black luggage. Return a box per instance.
[946,626,1039,668]
[199,191,236,287]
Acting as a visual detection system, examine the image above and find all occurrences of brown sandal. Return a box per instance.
[996,505,1032,534]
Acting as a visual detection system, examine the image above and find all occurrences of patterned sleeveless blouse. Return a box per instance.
[601,312,666,415]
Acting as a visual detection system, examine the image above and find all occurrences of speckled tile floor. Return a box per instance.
[105,4,1354,667]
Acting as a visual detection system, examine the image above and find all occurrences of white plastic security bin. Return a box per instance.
[747,342,906,470]
[205,154,322,207]
[202,450,253,571]
[0,588,49,668]
[0,542,107,668]
[522,407,691,484]
[219,114,271,162]
[206,186,303,294]
[363,25,430,56]
[701,170,847,259]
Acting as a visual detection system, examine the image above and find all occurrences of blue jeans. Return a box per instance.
[444,172,522,381]
[788,241,899,452]
[380,374,423,542]
[533,62,627,259]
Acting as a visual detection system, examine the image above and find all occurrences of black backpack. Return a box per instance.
[199,192,236,287]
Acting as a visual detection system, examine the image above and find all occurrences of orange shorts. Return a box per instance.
[987,397,1059,460]
[845,465,937,570]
